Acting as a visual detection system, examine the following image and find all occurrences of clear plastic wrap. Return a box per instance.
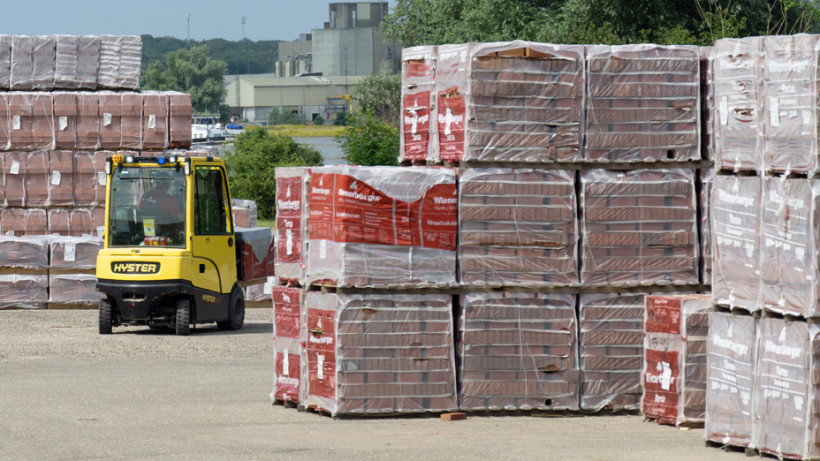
[232,199,258,228]
[274,167,308,285]
[98,91,122,149]
[763,34,820,174]
[97,35,119,89]
[47,272,98,304]
[48,150,74,207]
[761,177,820,317]
[54,35,79,90]
[699,169,713,285]
[235,227,275,281]
[400,45,437,163]
[168,92,192,148]
[0,36,11,90]
[0,235,49,268]
[142,91,169,150]
[713,37,764,171]
[435,43,472,162]
[700,46,714,161]
[243,281,270,303]
[72,151,107,207]
[273,286,302,404]
[711,175,762,312]
[49,235,102,269]
[20,151,48,208]
[8,93,55,151]
[458,292,579,411]
[10,35,55,91]
[53,92,78,149]
[0,272,48,309]
[306,166,457,288]
[753,317,819,459]
[303,292,458,416]
[121,93,143,150]
[466,41,584,163]
[585,44,700,162]
[76,93,100,150]
[580,168,699,287]
[642,294,711,426]
[3,151,26,207]
[705,311,756,448]
[76,36,100,90]
[458,168,577,287]
[579,293,648,411]
[118,36,142,91]
[2,208,47,236]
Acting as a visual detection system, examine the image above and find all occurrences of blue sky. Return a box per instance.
[0,0,394,42]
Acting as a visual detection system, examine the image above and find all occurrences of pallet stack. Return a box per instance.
[0,34,199,309]
[706,33,820,460]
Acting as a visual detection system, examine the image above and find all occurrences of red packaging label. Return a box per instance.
[274,350,301,402]
[402,92,431,160]
[645,297,682,335]
[276,217,302,263]
[308,349,336,401]
[644,348,681,393]
[305,308,336,352]
[273,287,300,339]
[411,182,458,250]
[642,390,680,423]
[404,59,432,79]
[276,176,302,219]
[438,90,465,162]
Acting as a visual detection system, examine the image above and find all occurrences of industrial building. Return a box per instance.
[224,2,399,124]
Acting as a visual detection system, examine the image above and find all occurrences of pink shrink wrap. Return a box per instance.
[711,175,762,312]
[642,294,711,426]
[306,166,457,288]
[580,168,699,287]
[585,44,700,163]
[705,311,756,448]
[400,46,437,163]
[458,168,578,287]
[713,37,764,172]
[458,292,579,411]
[303,292,458,416]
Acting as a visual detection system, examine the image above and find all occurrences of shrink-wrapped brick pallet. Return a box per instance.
[2,208,47,236]
[99,35,141,90]
[235,227,275,281]
[73,151,107,207]
[705,311,756,448]
[232,199,258,228]
[303,292,458,416]
[49,235,102,269]
[0,235,49,269]
[458,292,579,411]
[580,169,699,287]
[458,168,578,287]
[54,35,100,90]
[9,93,55,151]
[699,169,713,285]
[0,272,48,309]
[579,293,647,411]
[641,294,711,426]
[306,166,457,288]
[273,286,303,404]
[713,37,764,172]
[700,46,714,161]
[11,35,55,91]
[585,44,700,163]
[275,167,308,285]
[400,45,437,163]
[754,317,820,460]
[761,177,820,317]
[435,43,471,163]
[711,175,762,312]
[48,272,98,304]
[763,34,820,174]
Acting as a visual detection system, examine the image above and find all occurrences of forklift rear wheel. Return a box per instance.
[217,287,245,331]
[175,298,191,336]
[99,298,113,335]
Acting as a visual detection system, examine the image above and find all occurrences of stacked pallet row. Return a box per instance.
[0,35,197,309]
[707,33,820,460]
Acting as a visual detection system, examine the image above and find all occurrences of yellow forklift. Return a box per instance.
[96,154,245,335]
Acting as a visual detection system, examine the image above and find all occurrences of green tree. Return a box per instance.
[141,44,227,114]
[223,127,323,219]
[336,111,400,166]
[351,72,402,128]
[334,111,350,126]
[141,35,279,75]
[267,107,302,125]
[313,114,325,126]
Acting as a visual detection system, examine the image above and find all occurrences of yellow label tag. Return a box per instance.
[143,219,156,237]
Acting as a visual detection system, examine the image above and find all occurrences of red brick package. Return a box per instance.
[121,93,143,149]
[73,151,107,207]
[168,91,192,148]
[8,92,54,151]
[579,293,648,411]
[273,286,303,404]
[458,292,579,411]
[53,92,78,148]
[48,273,98,304]
[580,168,699,287]
[0,273,48,309]
[303,292,458,416]
[49,150,74,206]
[234,227,275,281]
[0,235,49,268]
[458,168,578,287]
[705,311,756,448]
[98,91,122,149]
[23,151,49,207]
[763,34,820,173]
[711,174,762,312]
[435,43,471,162]
[642,294,711,426]
[232,199,258,228]
[306,166,457,288]
[753,317,819,460]
[400,45,436,163]
[585,44,700,163]
[142,91,169,150]
[2,208,47,236]
[761,177,820,317]
[49,235,102,269]
[712,37,764,172]
[274,167,307,285]
[76,93,100,149]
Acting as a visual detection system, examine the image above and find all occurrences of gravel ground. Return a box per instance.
[0,307,273,359]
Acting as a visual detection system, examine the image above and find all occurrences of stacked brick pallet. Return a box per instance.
[706,34,820,460]
[0,34,198,309]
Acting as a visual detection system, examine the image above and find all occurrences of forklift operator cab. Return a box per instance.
[96,154,244,336]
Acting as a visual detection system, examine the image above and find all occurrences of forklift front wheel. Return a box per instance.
[175,298,191,336]
[218,287,245,331]
[99,298,113,335]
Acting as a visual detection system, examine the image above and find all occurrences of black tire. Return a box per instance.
[175,298,191,336]
[99,298,113,335]
[217,287,245,331]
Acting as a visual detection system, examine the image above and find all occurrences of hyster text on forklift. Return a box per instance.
[96,153,263,335]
